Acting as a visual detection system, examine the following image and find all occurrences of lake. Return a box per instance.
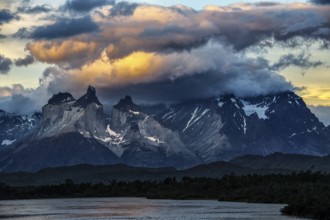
[0,198,301,219]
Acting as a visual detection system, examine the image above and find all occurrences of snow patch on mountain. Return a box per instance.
[183,107,210,132]
[218,102,224,108]
[106,125,119,137]
[1,139,16,146]
[129,110,140,115]
[241,100,269,119]
[145,136,165,144]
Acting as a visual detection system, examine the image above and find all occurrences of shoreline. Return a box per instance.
[2,172,328,219]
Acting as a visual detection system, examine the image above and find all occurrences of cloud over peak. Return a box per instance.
[50,42,294,103]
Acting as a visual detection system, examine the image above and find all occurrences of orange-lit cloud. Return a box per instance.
[73,51,164,87]
[26,2,330,65]
[27,40,98,66]
[54,42,293,104]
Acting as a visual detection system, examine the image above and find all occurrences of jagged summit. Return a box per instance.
[114,95,140,112]
[74,85,102,108]
[37,85,106,140]
[47,92,75,105]
[123,95,132,102]
[87,85,96,95]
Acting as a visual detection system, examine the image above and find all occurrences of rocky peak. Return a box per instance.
[275,91,305,106]
[114,95,140,112]
[47,92,75,105]
[38,86,107,139]
[74,86,102,108]
[87,85,96,95]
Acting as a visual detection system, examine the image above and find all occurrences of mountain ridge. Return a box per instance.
[0,87,330,172]
[3,152,330,186]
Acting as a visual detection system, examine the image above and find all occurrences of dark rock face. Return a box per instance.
[160,91,330,162]
[114,95,140,112]
[109,96,202,169]
[241,92,328,156]
[130,122,140,132]
[74,86,102,108]
[47,92,75,105]
[39,86,106,139]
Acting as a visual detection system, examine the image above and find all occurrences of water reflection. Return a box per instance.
[0,198,301,220]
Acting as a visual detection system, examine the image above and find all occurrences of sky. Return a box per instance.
[0,0,330,123]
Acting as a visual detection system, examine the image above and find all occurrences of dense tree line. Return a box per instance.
[1,172,330,219]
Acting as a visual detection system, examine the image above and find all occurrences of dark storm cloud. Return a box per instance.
[310,0,330,5]
[64,0,115,12]
[0,55,12,74]
[272,53,323,71]
[15,55,34,67]
[216,9,329,51]
[110,1,139,16]
[39,42,293,106]
[0,94,37,114]
[98,68,292,104]
[17,4,52,14]
[28,3,330,62]
[31,16,99,39]
[91,46,292,103]
[0,9,16,24]
[103,5,330,59]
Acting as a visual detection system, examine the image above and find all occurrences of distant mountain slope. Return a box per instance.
[3,153,330,187]
[231,153,330,172]
[0,110,40,147]
[0,161,290,187]
[160,92,330,162]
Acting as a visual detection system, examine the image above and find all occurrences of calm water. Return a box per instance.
[0,198,301,220]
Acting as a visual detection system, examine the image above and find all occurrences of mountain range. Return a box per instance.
[0,86,330,172]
